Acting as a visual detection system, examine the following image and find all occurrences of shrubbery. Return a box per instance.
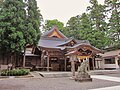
[1,69,30,76]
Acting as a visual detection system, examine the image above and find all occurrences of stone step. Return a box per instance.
[30,72,43,78]
[39,72,72,78]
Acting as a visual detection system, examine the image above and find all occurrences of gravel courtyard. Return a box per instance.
[0,76,120,90]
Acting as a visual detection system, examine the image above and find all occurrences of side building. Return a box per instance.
[95,49,120,69]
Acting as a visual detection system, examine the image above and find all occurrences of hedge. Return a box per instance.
[0,69,30,76]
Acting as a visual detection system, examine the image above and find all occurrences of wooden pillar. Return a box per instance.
[92,57,95,70]
[71,55,75,77]
[23,47,26,68]
[64,57,67,71]
[71,61,75,77]
[115,56,119,69]
[36,57,37,66]
[87,58,90,71]
[23,54,26,68]
[41,50,45,67]
[47,54,50,72]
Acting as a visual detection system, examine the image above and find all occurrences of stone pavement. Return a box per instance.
[0,76,120,90]
[38,71,72,78]
[89,85,120,90]
[33,69,120,78]
[31,70,120,90]
[0,70,120,90]
[30,71,43,78]
[91,75,120,82]
[89,75,120,90]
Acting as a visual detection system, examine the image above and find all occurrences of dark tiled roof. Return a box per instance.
[38,26,101,53]
[38,37,66,49]
[38,37,90,49]
[58,38,77,46]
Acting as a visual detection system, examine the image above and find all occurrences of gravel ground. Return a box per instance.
[0,77,120,90]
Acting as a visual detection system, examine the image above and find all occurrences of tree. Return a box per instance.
[0,0,26,63]
[0,0,3,8]
[78,13,94,44]
[22,0,43,67]
[0,0,3,4]
[26,0,43,45]
[43,19,64,32]
[87,0,110,49]
[0,0,43,66]
[105,0,120,45]
[64,15,81,39]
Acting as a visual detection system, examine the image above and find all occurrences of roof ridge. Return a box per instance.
[41,26,68,39]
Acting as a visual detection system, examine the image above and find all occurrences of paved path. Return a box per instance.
[0,70,120,90]
[39,71,120,90]
[31,71,120,90]
[89,85,120,90]
[91,75,120,82]
[90,75,120,90]
[30,72,43,78]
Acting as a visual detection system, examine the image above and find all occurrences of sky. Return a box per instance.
[37,0,104,24]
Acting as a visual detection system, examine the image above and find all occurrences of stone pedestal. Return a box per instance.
[75,59,92,82]
[75,72,92,82]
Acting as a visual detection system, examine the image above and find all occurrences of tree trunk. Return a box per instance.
[23,46,26,68]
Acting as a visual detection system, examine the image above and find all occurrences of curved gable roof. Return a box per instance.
[42,26,68,39]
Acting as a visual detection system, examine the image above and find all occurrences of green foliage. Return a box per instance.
[25,0,43,45]
[105,0,120,45]
[0,0,3,5]
[0,0,43,56]
[64,13,110,49]
[86,0,110,49]
[0,0,26,54]
[63,0,112,49]
[63,15,81,39]
[44,19,64,32]
[1,69,30,76]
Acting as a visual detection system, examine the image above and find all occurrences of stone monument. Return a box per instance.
[75,59,92,82]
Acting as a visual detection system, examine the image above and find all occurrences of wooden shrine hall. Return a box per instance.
[33,26,102,71]
[0,26,102,71]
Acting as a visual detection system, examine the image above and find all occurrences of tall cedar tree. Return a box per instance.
[23,0,43,67]
[87,0,110,49]
[78,13,94,45]
[26,0,42,45]
[64,16,81,39]
[0,0,3,4]
[0,0,42,65]
[0,0,26,56]
[105,0,120,45]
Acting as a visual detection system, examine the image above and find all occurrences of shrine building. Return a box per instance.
[30,26,102,71]
[0,26,102,72]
